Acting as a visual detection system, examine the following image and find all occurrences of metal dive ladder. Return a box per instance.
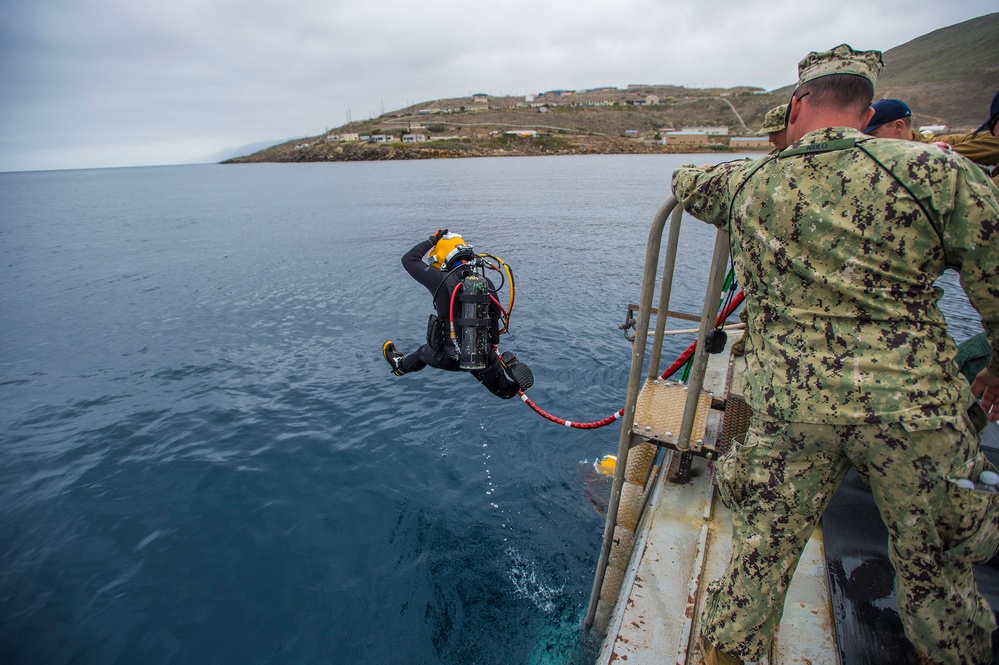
[584,194,739,634]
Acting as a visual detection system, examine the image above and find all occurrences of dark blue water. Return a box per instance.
[0,155,980,665]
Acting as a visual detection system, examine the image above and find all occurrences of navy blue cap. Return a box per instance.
[975,89,999,134]
[862,98,911,134]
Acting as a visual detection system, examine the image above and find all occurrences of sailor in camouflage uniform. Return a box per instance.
[757,103,789,152]
[671,44,999,665]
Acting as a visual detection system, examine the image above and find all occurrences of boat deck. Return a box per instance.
[597,332,999,664]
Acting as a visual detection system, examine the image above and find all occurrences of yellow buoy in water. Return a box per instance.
[594,454,617,476]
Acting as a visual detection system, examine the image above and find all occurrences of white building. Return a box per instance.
[729,136,770,149]
[683,126,729,136]
[660,131,710,146]
[919,125,948,135]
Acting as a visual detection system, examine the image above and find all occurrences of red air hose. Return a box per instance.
[518,290,744,429]
[518,394,625,429]
[657,289,744,380]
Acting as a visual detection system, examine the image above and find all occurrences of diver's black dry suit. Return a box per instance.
[397,238,520,399]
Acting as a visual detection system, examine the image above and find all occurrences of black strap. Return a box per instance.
[728,138,942,252]
[777,137,857,158]
[727,155,776,251]
[454,317,490,328]
[854,139,942,246]
[458,292,492,304]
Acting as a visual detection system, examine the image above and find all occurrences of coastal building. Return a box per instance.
[660,131,711,146]
[729,136,770,149]
[683,126,728,136]
[402,134,427,143]
[327,133,359,143]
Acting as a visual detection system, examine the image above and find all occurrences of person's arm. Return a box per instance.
[944,159,999,420]
[402,230,448,292]
[671,159,750,228]
[940,132,999,167]
[971,369,999,422]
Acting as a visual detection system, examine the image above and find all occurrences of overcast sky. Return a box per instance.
[0,0,993,173]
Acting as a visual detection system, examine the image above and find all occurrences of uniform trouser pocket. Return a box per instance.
[874,416,999,664]
[715,421,785,511]
[941,465,999,565]
[895,415,999,566]
[715,434,749,511]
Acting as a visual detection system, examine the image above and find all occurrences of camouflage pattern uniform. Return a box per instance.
[757,104,787,136]
[672,44,999,665]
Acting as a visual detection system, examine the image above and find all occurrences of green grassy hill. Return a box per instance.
[875,12,999,130]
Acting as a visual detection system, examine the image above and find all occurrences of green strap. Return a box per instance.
[778,137,857,158]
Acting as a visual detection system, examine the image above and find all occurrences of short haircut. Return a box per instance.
[796,74,875,115]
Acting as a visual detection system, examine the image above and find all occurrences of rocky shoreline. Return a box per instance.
[222,136,750,164]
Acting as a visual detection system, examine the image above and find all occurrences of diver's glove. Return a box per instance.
[430,229,448,244]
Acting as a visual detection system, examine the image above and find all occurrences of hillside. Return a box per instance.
[874,12,999,130]
[226,13,998,164]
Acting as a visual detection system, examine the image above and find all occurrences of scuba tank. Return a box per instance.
[430,237,514,369]
[457,273,491,370]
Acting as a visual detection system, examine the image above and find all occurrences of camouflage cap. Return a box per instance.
[796,44,883,88]
[758,104,788,136]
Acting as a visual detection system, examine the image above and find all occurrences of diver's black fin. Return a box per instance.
[382,340,405,376]
[500,351,533,390]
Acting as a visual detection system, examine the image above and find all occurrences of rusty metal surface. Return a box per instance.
[597,341,840,665]
[632,380,714,453]
[718,393,752,457]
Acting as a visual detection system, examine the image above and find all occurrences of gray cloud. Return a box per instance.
[1,0,994,171]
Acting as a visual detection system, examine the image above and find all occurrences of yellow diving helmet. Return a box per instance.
[594,454,617,476]
[426,233,474,270]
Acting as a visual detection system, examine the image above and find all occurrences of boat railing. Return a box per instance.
[584,194,733,633]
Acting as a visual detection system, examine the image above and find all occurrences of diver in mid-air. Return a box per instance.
[382,229,533,399]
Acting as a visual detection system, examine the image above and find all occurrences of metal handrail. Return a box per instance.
[584,193,731,631]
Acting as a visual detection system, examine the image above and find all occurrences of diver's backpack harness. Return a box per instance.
[451,273,491,370]
[430,253,516,370]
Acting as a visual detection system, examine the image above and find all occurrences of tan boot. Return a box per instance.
[916,652,941,665]
[699,635,744,665]
[731,335,746,357]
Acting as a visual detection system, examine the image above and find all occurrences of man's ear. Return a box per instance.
[861,106,876,131]
[788,96,802,127]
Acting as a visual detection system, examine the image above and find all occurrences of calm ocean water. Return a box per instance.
[0,155,981,665]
